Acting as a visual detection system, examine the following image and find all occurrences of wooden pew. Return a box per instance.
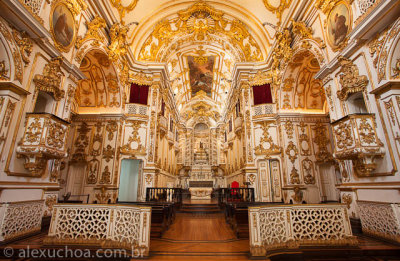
[225,202,280,239]
[118,201,175,238]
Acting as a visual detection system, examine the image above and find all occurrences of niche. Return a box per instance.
[347,93,368,114]
[33,91,54,113]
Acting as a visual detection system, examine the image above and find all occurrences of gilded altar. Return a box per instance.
[189,187,213,200]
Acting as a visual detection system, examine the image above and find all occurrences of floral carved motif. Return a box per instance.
[286,141,298,163]
[33,57,65,101]
[255,122,281,155]
[334,122,353,149]
[336,57,369,101]
[75,17,106,49]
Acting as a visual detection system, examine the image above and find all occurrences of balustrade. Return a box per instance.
[125,103,149,117]
[249,204,357,257]
[217,188,255,205]
[358,201,400,243]
[234,116,243,134]
[45,204,151,256]
[158,115,168,135]
[0,200,44,242]
[357,0,377,16]
[146,188,183,204]
[252,103,276,118]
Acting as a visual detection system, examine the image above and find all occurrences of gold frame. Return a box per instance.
[325,0,352,52]
[49,1,77,53]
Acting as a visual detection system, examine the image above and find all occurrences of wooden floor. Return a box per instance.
[150,213,250,260]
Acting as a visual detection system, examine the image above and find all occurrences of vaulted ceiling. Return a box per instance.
[106,0,298,111]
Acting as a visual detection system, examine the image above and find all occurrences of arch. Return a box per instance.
[279,48,327,113]
[0,19,19,84]
[386,18,400,81]
[76,49,123,114]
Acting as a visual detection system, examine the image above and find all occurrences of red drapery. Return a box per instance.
[129,83,149,105]
[252,84,272,105]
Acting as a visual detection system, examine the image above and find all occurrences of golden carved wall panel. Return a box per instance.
[336,57,369,101]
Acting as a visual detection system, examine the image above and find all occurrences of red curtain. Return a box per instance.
[252,84,272,105]
[129,83,149,105]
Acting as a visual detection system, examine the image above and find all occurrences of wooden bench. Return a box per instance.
[118,201,176,238]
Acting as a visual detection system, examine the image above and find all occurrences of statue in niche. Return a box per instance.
[195,140,208,163]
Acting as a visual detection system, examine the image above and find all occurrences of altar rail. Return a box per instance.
[249,204,357,257]
[0,200,44,242]
[146,188,182,204]
[44,204,151,256]
[357,201,400,243]
[217,188,255,205]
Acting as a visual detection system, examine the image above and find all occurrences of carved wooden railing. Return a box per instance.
[357,0,377,15]
[125,103,149,117]
[332,113,385,177]
[158,115,168,135]
[146,188,182,204]
[357,201,400,243]
[217,188,255,205]
[16,113,70,176]
[234,116,243,134]
[249,204,357,257]
[44,204,151,256]
[0,200,44,242]
[16,0,45,23]
[227,131,235,144]
[167,131,174,144]
[252,103,276,118]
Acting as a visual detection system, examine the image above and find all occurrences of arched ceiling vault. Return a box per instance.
[123,1,273,112]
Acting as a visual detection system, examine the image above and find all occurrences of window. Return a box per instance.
[129,83,149,105]
[252,83,273,105]
[235,101,240,117]
[161,100,165,116]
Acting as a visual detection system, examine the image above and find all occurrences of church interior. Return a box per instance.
[0,0,400,260]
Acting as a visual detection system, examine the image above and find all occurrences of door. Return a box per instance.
[118,159,141,202]
[319,164,339,201]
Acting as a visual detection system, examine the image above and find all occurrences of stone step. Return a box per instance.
[178,204,222,214]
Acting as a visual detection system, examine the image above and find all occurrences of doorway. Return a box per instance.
[319,164,339,201]
[257,159,282,202]
[118,159,142,202]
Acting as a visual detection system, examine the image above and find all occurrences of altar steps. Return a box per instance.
[178,203,222,214]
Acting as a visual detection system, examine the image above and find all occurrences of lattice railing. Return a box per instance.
[125,103,149,117]
[0,200,44,242]
[253,103,276,117]
[357,0,377,15]
[249,204,357,257]
[45,204,151,255]
[357,201,400,243]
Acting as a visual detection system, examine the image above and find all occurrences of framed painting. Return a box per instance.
[326,1,352,51]
[187,56,215,98]
[50,2,76,52]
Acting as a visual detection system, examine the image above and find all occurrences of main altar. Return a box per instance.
[188,139,215,199]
